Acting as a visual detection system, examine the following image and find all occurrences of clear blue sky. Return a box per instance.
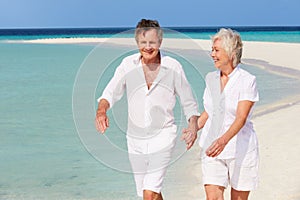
[1,0,299,28]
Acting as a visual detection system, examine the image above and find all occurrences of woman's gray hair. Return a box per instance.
[212,28,243,67]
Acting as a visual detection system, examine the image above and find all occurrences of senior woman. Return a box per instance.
[190,28,259,200]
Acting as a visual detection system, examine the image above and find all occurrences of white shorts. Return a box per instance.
[127,129,177,197]
[201,148,259,191]
[128,147,173,197]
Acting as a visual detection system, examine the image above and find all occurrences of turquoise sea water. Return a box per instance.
[1,27,300,43]
[1,29,300,199]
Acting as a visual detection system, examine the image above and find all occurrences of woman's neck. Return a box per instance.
[220,64,234,77]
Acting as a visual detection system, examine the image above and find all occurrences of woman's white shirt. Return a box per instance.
[199,65,259,159]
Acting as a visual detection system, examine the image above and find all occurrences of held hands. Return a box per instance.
[95,111,109,134]
[206,137,227,157]
[181,115,199,150]
[181,128,197,150]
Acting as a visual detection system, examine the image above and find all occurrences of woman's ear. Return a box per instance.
[231,51,238,66]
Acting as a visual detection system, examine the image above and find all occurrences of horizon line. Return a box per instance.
[0,25,300,30]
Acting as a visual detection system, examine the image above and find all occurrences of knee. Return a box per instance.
[206,197,223,200]
[143,190,152,200]
[206,192,224,200]
[205,185,224,200]
[143,190,162,200]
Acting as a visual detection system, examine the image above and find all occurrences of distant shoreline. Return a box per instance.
[0,25,299,32]
[1,26,300,44]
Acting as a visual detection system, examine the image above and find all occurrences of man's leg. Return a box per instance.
[204,184,225,200]
[231,188,250,200]
[128,149,147,197]
[142,148,172,200]
[143,190,163,200]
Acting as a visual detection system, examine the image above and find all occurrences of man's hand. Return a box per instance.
[95,99,110,134]
[95,111,109,134]
[181,115,198,150]
[181,128,197,150]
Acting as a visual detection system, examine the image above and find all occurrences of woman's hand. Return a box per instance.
[205,100,254,157]
[206,137,228,157]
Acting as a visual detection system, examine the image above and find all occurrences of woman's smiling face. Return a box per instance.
[211,39,232,70]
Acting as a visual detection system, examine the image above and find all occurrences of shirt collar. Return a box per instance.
[228,64,240,78]
[215,64,240,77]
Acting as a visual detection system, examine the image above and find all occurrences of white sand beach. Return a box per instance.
[12,37,300,70]
[10,37,300,199]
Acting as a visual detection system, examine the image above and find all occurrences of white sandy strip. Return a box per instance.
[7,37,300,71]
[7,37,300,199]
[10,37,109,44]
[164,39,300,71]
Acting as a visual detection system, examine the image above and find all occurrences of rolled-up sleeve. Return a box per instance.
[174,64,200,122]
